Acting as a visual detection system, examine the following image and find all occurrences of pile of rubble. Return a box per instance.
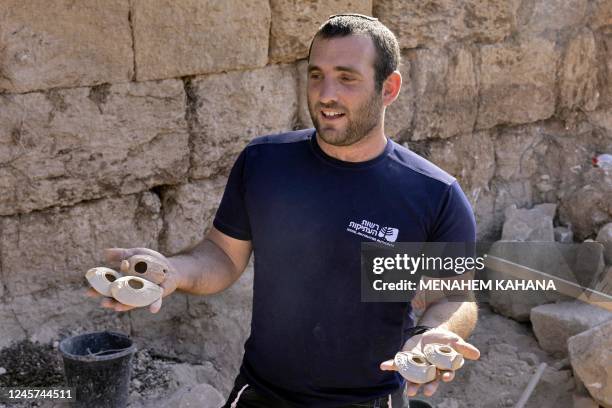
[488,203,612,407]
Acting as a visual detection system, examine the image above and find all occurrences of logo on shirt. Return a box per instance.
[347,219,399,246]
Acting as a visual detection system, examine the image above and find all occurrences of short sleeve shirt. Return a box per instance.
[213,129,476,407]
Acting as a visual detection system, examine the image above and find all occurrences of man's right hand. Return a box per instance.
[86,247,181,314]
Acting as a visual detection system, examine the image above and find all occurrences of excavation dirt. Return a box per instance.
[0,305,582,407]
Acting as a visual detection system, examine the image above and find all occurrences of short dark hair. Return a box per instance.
[308,14,401,92]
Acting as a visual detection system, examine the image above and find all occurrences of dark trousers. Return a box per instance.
[222,374,432,408]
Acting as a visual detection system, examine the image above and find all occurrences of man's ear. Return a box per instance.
[382,71,402,106]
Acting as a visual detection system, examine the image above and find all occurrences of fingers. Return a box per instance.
[100,297,135,312]
[440,370,454,382]
[405,378,440,398]
[86,288,102,298]
[104,248,134,265]
[149,297,162,314]
[379,359,397,371]
[452,338,481,360]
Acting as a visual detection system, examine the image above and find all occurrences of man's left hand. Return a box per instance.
[379,327,480,397]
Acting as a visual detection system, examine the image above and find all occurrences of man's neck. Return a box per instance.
[316,128,388,163]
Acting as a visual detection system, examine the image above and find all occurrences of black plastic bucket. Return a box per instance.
[59,331,137,408]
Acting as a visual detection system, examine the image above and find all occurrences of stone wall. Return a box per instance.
[0,0,611,394]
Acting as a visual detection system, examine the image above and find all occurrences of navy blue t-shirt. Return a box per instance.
[213,129,476,407]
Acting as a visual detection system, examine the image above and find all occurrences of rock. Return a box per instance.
[573,392,599,408]
[476,38,559,130]
[486,241,604,321]
[555,227,574,243]
[159,179,226,255]
[269,0,373,63]
[568,320,612,407]
[596,223,612,264]
[530,301,612,355]
[518,0,588,36]
[296,60,314,129]
[132,0,270,80]
[494,126,545,182]
[373,0,516,49]
[552,358,571,371]
[501,204,555,241]
[559,29,599,112]
[407,46,477,141]
[384,50,414,139]
[559,168,612,241]
[589,0,612,30]
[188,65,298,179]
[0,193,162,296]
[0,80,189,216]
[0,0,132,93]
[166,383,225,408]
[0,367,6,375]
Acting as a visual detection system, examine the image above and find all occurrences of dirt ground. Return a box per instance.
[0,304,584,408]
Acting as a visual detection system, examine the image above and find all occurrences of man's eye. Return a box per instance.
[341,76,354,82]
[309,73,322,80]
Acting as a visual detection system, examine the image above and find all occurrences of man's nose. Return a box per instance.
[318,78,338,104]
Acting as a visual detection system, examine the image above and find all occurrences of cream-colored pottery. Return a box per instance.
[394,351,437,384]
[121,254,167,284]
[85,267,122,297]
[109,276,163,307]
[423,343,464,371]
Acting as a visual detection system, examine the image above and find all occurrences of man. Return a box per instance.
[90,14,480,408]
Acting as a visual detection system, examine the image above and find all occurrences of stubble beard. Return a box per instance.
[308,92,383,147]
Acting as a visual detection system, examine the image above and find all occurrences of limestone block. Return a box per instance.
[408,47,477,141]
[0,80,189,216]
[164,383,225,408]
[0,283,132,347]
[160,178,226,255]
[385,51,414,139]
[0,193,162,297]
[518,0,588,36]
[555,227,574,243]
[589,0,612,30]
[132,0,270,80]
[296,59,314,129]
[477,38,559,130]
[560,30,599,112]
[0,0,133,93]
[189,65,298,179]
[501,204,556,241]
[531,301,612,355]
[269,0,373,63]
[494,125,547,182]
[597,223,612,264]
[573,393,599,408]
[373,0,517,49]
[568,320,612,407]
[559,168,612,240]
[426,131,495,193]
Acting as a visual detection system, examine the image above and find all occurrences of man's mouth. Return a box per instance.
[320,110,345,120]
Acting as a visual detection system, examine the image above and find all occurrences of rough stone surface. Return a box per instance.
[164,383,225,408]
[596,222,612,264]
[555,226,574,243]
[296,59,314,129]
[269,0,373,63]
[501,203,556,241]
[416,131,496,239]
[160,179,226,255]
[589,0,612,30]
[132,0,270,80]
[189,65,298,179]
[477,38,559,130]
[0,80,189,216]
[572,393,599,408]
[559,168,612,240]
[531,301,612,355]
[487,241,604,321]
[518,0,588,37]
[568,320,612,407]
[407,46,477,141]
[373,0,517,49]
[0,192,162,297]
[0,0,133,93]
[560,29,599,112]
